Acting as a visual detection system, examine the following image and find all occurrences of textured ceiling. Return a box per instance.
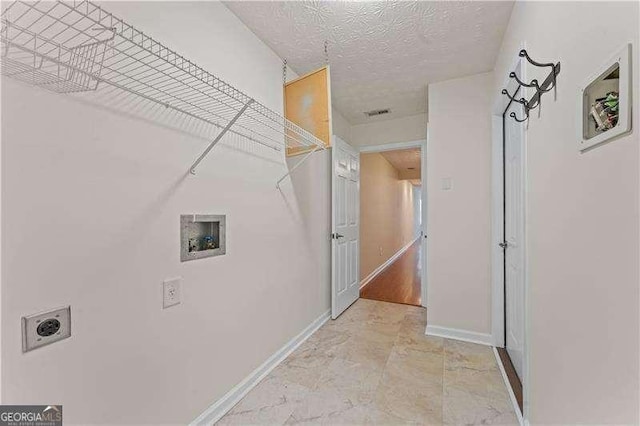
[381,148,421,174]
[225,1,514,124]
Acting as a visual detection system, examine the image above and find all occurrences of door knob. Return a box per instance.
[499,241,508,249]
[332,233,344,239]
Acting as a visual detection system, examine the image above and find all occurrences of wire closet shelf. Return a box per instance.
[0,0,325,176]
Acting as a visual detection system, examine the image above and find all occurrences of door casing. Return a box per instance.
[491,46,530,426]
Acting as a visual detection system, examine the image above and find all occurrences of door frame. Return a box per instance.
[358,139,428,308]
[491,47,530,425]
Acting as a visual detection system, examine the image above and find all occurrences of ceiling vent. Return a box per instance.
[364,108,390,117]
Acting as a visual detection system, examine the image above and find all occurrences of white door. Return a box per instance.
[331,135,360,319]
[504,70,526,379]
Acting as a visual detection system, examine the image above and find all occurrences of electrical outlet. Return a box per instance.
[379,246,383,256]
[22,306,71,352]
[163,277,182,309]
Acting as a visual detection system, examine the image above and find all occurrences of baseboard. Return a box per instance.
[359,236,420,290]
[191,310,331,425]
[425,325,493,346]
[493,347,524,426]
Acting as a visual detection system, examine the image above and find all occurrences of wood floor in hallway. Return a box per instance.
[360,239,422,306]
[217,299,518,425]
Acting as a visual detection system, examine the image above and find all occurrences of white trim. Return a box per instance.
[421,131,428,308]
[493,347,524,426]
[191,310,331,426]
[359,236,420,290]
[425,325,493,346]
[491,114,505,348]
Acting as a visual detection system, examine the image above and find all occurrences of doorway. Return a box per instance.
[357,141,427,308]
[492,56,527,420]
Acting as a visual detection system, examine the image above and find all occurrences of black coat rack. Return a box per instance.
[502,49,561,122]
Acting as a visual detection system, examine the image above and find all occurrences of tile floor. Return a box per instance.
[217,299,518,425]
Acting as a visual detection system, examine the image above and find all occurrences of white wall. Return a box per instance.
[493,1,639,423]
[351,113,427,148]
[426,72,494,336]
[1,2,330,424]
[332,107,352,144]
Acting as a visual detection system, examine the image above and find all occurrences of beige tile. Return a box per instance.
[285,389,369,425]
[444,366,509,403]
[370,406,424,425]
[398,321,427,338]
[334,334,395,371]
[374,300,418,319]
[444,339,498,372]
[270,346,333,389]
[443,386,518,425]
[216,376,310,425]
[218,301,515,426]
[395,333,444,356]
[387,341,444,381]
[443,339,509,402]
[375,375,442,424]
[326,313,404,340]
[306,327,351,357]
[315,357,383,405]
[403,308,428,325]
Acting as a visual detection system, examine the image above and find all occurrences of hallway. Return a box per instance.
[218,299,517,425]
[361,240,422,306]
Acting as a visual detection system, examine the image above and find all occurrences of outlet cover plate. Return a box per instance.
[22,306,71,352]
[163,277,182,309]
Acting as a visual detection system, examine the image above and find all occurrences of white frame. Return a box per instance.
[491,47,530,426]
[358,139,428,308]
[578,43,632,151]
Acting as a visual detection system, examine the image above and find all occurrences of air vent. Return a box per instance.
[364,108,390,117]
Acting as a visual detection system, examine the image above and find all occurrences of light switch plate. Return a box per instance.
[163,277,182,309]
[22,306,71,352]
[441,177,453,190]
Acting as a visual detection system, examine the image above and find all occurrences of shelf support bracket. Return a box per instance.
[189,99,254,175]
[276,143,323,190]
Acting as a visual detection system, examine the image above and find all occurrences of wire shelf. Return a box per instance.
[1,0,325,171]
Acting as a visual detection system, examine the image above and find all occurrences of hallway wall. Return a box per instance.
[1,2,331,424]
[493,1,639,423]
[426,72,494,338]
[360,153,418,282]
[351,113,427,148]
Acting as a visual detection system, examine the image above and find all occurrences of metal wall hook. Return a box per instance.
[532,78,554,94]
[510,110,529,123]
[501,88,529,109]
[519,49,555,69]
[509,72,537,89]
[502,49,560,123]
[519,49,558,93]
